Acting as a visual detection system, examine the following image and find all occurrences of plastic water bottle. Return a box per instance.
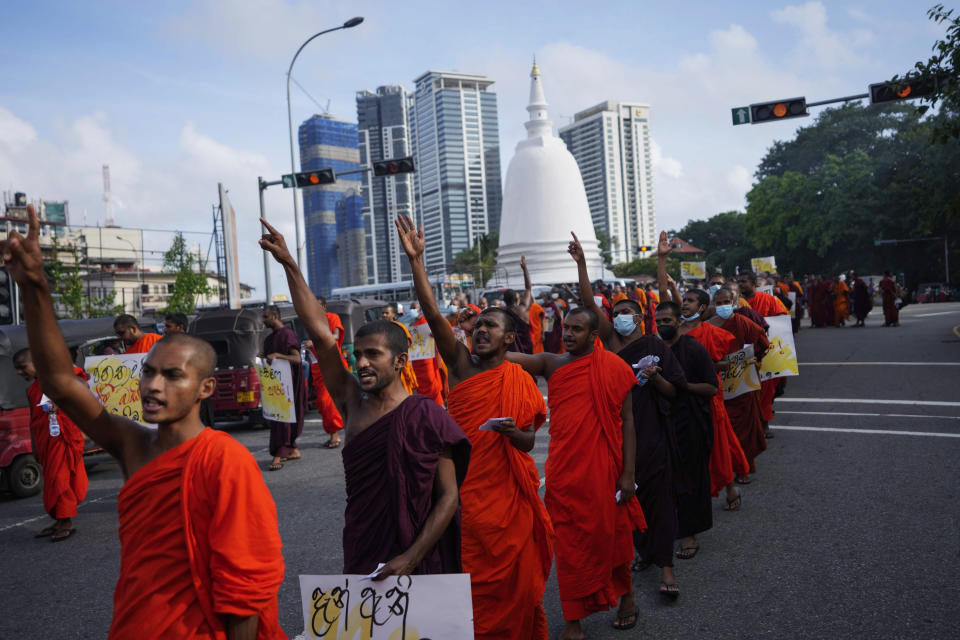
[48,412,61,437]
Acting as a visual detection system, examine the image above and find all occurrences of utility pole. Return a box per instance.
[258,176,283,303]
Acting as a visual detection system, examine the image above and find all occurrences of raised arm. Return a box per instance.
[395,214,471,376]
[569,232,613,341]
[259,219,354,408]
[1,206,143,460]
[515,255,532,315]
[656,231,681,303]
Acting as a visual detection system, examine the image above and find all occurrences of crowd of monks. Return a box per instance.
[6,204,815,640]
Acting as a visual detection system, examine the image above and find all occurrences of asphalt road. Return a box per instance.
[1,301,958,639]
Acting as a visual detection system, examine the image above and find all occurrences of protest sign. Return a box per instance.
[787,291,797,318]
[453,327,469,348]
[759,315,799,380]
[751,256,777,273]
[681,261,707,281]
[720,345,762,399]
[759,285,774,295]
[299,573,474,639]
[84,353,150,424]
[543,306,556,333]
[409,323,436,361]
[255,357,295,423]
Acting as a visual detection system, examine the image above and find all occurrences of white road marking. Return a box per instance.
[914,311,959,317]
[777,398,960,407]
[539,477,545,488]
[771,425,960,438]
[0,494,115,532]
[799,362,960,366]
[778,411,960,420]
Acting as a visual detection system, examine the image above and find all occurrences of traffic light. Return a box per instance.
[0,267,15,325]
[294,169,335,187]
[638,245,651,252]
[372,156,415,177]
[750,97,808,124]
[869,77,937,104]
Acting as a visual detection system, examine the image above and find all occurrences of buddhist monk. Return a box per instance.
[113,313,162,354]
[409,304,445,405]
[737,270,789,438]
[569,232,685,598]
[395,214,554,640]
[880,271,900,326]
[543,291,565,353]
[259,217,470,579]
[163,314,215,427]
[706,288,770,482]
[15,348,89,542]
[658,232,747,509]
[261,304,305,471]
[502,258,534,354]
[852,274,873,327]
[529,298,545,353]
[655,301,716,560]
[507,306,644,638]
[3,206,287,639]
[306,296,347,448]
[832,275,851,326]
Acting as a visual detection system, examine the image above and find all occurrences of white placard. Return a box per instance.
[759,315,799,380]
[298,573,474,639]
[255,357,296,423]
[720,345,762,399]
[409,323,436,361]
[84,353,152,425]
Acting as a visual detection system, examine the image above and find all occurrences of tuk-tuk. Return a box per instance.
[0,317,117,498]
[326,298,387,371]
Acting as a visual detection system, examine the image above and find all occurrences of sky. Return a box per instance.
[0,0,947,296]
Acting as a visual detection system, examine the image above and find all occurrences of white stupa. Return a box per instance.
[495,59,605,286]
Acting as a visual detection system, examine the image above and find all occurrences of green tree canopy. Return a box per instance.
[162,233,210,315]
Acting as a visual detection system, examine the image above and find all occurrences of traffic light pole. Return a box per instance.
[805,93,869,107]
[259,176,282,304]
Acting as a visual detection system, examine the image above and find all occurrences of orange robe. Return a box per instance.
[311,312,347,435]
[529,303,545,354]
[127,332,162,354]
[26,369,89,519]
[391,321,418,394]
[410,316,444,405]
[448,362,554,640]
[832,280,850,324]
[110,428,286,639]
[646,291,658,335]
[685,323,750,495]
[546,343,646,621]
[744,291,788,422]
[720,315,769,473]
[611,292,628,303]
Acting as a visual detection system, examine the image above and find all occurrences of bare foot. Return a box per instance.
[560,620,585,640]
[268,457,284,471]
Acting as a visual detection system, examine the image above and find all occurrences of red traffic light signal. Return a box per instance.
[372,156,415,177]
[294,169,335,187]
[750,97,808,124]
[869,77,936,104]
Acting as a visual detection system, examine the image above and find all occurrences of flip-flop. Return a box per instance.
[735,475,753,485]
[659,582,680,599]
[324,440,341,449]
[268,462,284,471]
[35,525,58,538]
[631,556,652,572]
[612,608,639,631]
[50,528,77,542]
[724,490,742,511]
[675,544,700,560]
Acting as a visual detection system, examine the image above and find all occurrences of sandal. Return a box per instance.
[35,525,58,538]
[675,544,699,560]
[724,489,742,511]
[50,528,77,542]
[659,582,680,599]
[324,439,341,449]
[611,608,639,631]
[631,556,652,572]
[268,461,284,471]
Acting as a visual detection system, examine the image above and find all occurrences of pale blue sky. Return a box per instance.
[0,0,945,293]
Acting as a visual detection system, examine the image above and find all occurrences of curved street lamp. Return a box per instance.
[286,17,364,271]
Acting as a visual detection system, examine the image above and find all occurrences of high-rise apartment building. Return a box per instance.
[356,85,415,283]
[298,114,366,296]
[409,71,502,272]
[558,101,656,264]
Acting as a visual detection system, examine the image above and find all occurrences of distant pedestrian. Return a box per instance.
[114,314,161,354]
[852,274,872,327]
[880,272,900,327]
[261,304,305,471]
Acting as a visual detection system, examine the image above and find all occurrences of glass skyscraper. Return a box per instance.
[409,71,502,272]
[356,85,415,283]
[298,114,366,296]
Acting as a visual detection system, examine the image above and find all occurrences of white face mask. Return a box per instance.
[613,313,638,336]
[715,304,735,319]
[551,292,559,299]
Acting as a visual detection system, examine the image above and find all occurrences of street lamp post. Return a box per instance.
[117,235,141,316]
[286,16,364,271]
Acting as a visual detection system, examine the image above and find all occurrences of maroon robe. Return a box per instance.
[263,326,306,458]
[341,395,471,575]
[617,336,687,568]
[853,279,872,321]
[880,277,899,326]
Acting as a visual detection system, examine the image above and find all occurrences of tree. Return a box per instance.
[45,238,122,319]
[595,230,614,269]
[451,232,499,286]
[893,4,960,143]
[675,211,758,276]
[612,255,681,280]
[162,233,210,315]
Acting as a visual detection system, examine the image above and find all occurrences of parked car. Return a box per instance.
[916,283,951,303]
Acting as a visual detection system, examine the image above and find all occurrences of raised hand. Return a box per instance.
[657,230,671,256]
[394,214,425,259]
[567,232,585,264]
[259,218,294,266]
[0,204,45,287]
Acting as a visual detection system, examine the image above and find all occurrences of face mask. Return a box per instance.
[709,284,721,297]
[715,304,734,319]
[680,311,700,323]
[551,293,559,299]
[658,325,678,340]
[613,314,637,336]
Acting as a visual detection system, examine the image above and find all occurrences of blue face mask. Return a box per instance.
[715,304,735,319]
[709,284,721,297]
[681,311,700,323]
[614,313,637,336]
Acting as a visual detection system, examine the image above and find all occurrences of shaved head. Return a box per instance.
[155,332,217,379]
